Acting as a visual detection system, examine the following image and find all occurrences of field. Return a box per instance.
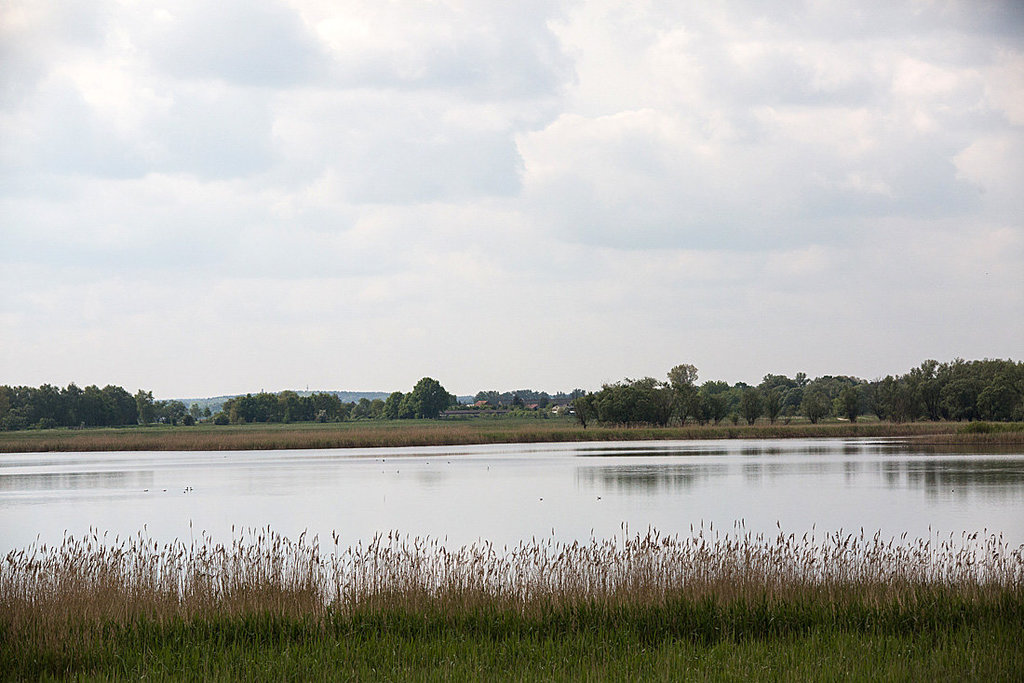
[2,526,1021,680]
[2,417,1021,453]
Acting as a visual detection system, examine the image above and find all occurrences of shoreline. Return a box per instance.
[1,419,1021,453]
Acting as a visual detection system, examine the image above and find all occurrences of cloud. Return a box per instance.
[144,0,329,87]
[271,91,527,203]
[954,133,1024,218]
[299,0,573,99]
[0,0,1021,395]
[519,1,1016,251]
[0,0,110,108]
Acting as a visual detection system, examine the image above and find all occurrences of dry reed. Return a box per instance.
[3,523,1021,652]
[0,420,973,453]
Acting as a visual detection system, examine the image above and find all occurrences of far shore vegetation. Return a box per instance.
[1,416,1023,453]
[2,357,1022,452]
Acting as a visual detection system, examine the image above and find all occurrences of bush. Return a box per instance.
[1,415,29,431]
[958,421,1024,434]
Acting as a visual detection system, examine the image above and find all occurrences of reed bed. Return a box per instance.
[0,419,969,453]
[4,525,1022,679]
[917,422,1024,445]
[4,524,1021,626]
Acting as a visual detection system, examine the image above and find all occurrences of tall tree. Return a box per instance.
[667,364,699,425]
[839,385,860,422]
[801,389,830,424]
[383,392,405,420]
[763,388,783,424]
[573,394,593,428]
[407,377,454,419]
[739,388,763,425]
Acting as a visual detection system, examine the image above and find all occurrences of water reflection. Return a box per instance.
[740,460,833,484]
[576,463,727,493]
[0,470,153,491]
[0,439,1021,553]
[902,460,1024,500]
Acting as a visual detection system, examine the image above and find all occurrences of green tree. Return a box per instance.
[763,388,782,424]
[310,392,343,421]
[585,378,673,426]
[383,392,405,420]
[839,385,860,422]
[976,374,1021,421]
[135,390,155,425]
[739,388,763,425]
[941,379,981,421]
[407,377,454,419]
[154,400,187,425]
[801,389,830,424]
[699,381,731,425]
[102,385,137,426]
[369,399,385,419]
[760,374,796,393]
[278,391,309,423]
[0,386,11,425]
[351,398,373,419]
[667,364,699,425]
[61,383,82,425]
[474,390,501,406]
[867,377,892,421]
[78,386,106,426]
[573,394,593,428]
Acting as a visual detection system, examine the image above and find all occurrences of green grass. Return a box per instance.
[5,609,1020,681]
[3,417,1011,454]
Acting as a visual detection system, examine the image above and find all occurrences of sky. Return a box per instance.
[1,0,1022,398]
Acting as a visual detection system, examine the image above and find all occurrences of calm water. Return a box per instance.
[1,438,1022,553]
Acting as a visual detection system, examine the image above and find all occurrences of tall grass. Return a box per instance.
[4,524,1021,628]
[0,419,991,453]
[3,526,1021,679]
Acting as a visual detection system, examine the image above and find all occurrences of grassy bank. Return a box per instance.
[4,418,1018,453]
[4,606,1019,680]
[2,528,1021,679]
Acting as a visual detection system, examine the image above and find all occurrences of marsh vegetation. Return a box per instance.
[2,525,1022,679]
[3,417,1021,454]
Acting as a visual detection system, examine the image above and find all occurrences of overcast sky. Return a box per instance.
[1,0,1022,398]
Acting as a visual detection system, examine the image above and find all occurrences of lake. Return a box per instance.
[1,438,1022,553]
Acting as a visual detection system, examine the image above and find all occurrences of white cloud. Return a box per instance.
[144,0,329,87]
[271,90,527,203]
[296,0,573,98]
[954,133,1024,215]
[984,50,1024,126]
[1,0,1022,395]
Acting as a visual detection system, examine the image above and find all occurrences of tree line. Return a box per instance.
[0,378,459,431]
[0,385,225,431]
[573,358,1024,427]
[220,378,456,424]
[3,359,1020,432]
[471,389,586,409]
[0,384,137,431]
